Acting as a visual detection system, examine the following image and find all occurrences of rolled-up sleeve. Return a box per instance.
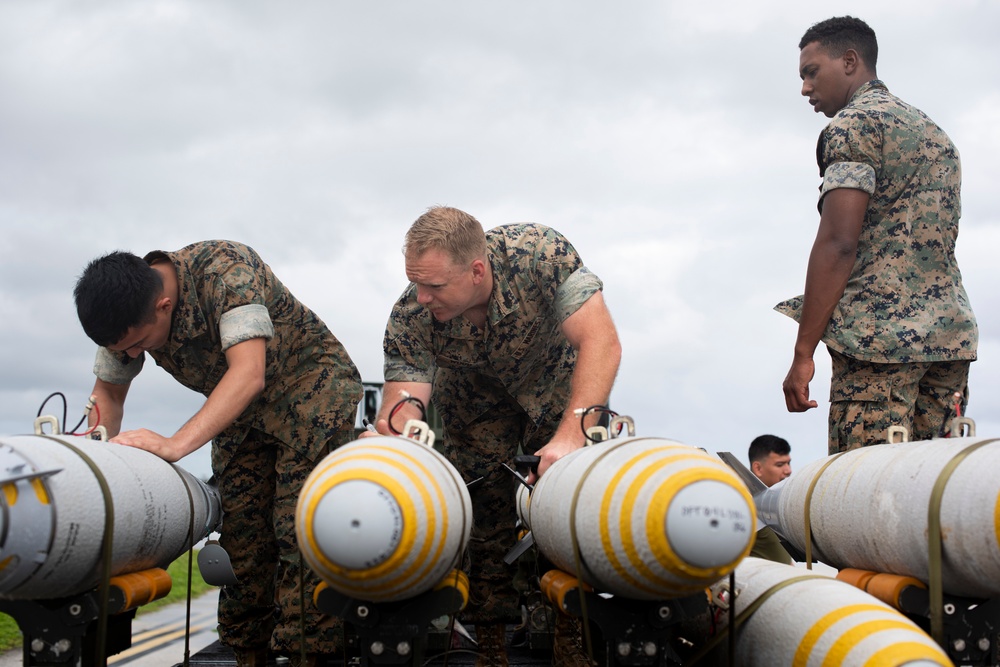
[219,303,274,350]
[553,267,603,322]
[383,288,437,383]
[821,161,876,198]
[94,347,144,384]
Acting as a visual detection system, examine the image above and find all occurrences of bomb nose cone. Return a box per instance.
[296,434,473,602]
[310,479,402,569]
[666,480,754,569]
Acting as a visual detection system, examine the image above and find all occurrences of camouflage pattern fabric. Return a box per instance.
[382,224,602,624]
[776,80,977,364]
[216,424,353,654]
[444,395,566,624]
[384,224,602,431]
[93,240,362,653]
[828,348,971,454]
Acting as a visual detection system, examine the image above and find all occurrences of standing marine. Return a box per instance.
[778,16,977,453]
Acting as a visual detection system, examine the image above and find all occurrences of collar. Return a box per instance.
[144,249,210,353]
[486,251,518,326]
[849,79,888,105]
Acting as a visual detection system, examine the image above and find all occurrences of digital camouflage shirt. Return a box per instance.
[94,240,362,469]
[383,224,603,430]
[776,80,978,363]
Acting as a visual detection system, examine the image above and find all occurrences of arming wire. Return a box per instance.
[387,393,428,435]
[73,401,102,437]
[37,392,69,432]
[938,390,967,438]
[36,392,102,437]
[578,404,619,443]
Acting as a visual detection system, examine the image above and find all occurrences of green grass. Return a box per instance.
[0,551,214,652]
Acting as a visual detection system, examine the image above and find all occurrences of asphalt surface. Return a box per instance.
[0,590,221,667]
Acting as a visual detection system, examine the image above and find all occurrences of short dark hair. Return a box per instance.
[799,16,878,71]
[74,251,163,347]
[748,434,791,464]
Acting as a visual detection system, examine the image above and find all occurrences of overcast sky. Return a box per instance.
[1,0,997,481]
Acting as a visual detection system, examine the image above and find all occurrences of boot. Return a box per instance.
[474,624,509,667]
[232,647,270,667]
[552,614,597,667]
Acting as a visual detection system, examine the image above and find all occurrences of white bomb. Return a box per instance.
[757,436,1000,597]
[525,437,755,599]
[729,557,951,667]
[0,434,221,599]
[295,434,472,602]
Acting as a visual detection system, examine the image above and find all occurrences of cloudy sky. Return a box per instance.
[1,0,997,481]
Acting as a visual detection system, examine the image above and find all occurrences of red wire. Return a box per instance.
[74,402,102,437]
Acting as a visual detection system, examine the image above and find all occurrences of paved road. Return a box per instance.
[0,591,221,667]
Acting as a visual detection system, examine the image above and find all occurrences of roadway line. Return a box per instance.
[109,613,217,664]
[129,612,216,643]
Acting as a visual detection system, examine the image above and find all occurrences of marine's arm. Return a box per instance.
[89,377,130,438]
[782,187,869,412]
[531,291,621,480]
[112,337,267,461]
[366,380,434,437]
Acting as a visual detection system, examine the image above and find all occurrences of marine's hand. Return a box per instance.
[527,435,583,484]
[783,356,818,412]
[110,429,186,462]
[359,418,392,438]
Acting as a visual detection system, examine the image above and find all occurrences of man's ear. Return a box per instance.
[751,460,763,477]
[470,258,488,285]
[842,48,860,75]
[155,295,173,315]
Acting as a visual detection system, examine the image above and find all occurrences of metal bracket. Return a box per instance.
[950,416,976,437]
[33,415,61,436]
[887,425,909,444]
[608,415,636,438]
[401,419,435,448]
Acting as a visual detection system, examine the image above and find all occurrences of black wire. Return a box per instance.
[578,405,619,443]
[37,392,68,432]
[68,410,89,435]
[387,395,428,435]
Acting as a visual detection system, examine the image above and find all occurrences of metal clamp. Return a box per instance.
[33,415,61,435]
[608,415,635,439]
[887,425,909,444]
[401,419,436,448]
[949,416,976,437]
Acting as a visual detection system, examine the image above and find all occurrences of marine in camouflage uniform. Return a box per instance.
[85,241,362,658]
[381,221,614,626]
[779,17,977,454]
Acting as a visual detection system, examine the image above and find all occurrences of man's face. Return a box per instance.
[107,302,172,358]
[405,248,478,322]
[799,41,850,118]
[752,452,792,487]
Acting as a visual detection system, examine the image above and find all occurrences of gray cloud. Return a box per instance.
[1,0,997,478]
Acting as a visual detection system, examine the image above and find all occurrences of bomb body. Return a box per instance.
[523,437,755,599]
[0,434,221,599]
[727,557,950,666]
[757,436,1000,597]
